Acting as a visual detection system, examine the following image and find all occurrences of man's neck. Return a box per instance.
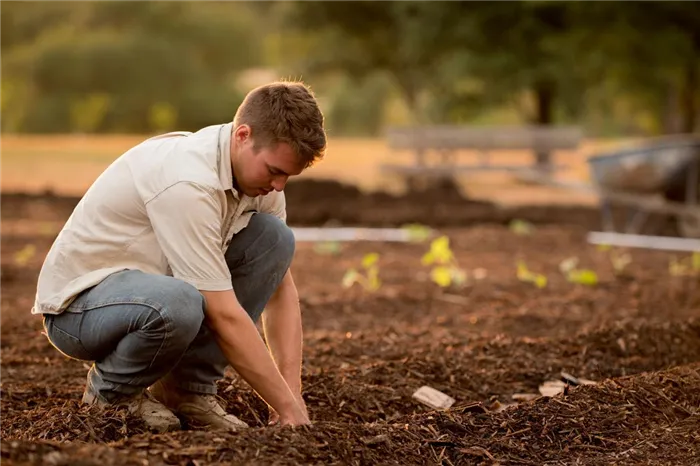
[231,175,241,193]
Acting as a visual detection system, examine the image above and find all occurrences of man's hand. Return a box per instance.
[269,394,308,426]
[201,289,309,427]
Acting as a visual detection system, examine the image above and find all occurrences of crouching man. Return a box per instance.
[32,81,326,432]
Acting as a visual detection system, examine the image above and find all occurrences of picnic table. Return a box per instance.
[380,125,583,188]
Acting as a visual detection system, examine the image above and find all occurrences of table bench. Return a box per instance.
[380,125,583,187]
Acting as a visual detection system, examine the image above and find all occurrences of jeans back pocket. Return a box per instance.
[44,314,94,361]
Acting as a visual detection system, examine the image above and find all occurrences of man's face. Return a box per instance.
[231,125,305,197]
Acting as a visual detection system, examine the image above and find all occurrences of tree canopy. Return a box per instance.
[1,1,698,136]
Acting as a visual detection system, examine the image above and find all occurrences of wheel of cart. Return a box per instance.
[587,135,700,238]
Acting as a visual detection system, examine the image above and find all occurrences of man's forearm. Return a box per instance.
[263,271,303,392]
[201,289,303,419]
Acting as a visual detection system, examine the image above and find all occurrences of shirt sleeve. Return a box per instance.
[145,181,232,291]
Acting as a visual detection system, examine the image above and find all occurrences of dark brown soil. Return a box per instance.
[0,178,682,235]
[2,183,699,465]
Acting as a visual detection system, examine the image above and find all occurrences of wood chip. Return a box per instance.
[539,380,567,397]
[512,393,539,402]
[412,386,455,409]
[362,434,389,446]
[560,371,580,385]
[487,400,517,412]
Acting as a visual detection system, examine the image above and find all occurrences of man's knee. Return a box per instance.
[249,213,295,266]
[154,278,205,344]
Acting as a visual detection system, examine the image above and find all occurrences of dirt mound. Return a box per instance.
[3,179,683,234]
[2,179,682,233]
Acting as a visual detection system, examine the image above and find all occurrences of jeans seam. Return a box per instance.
[125,304,173,386]
[70,301,173,388]
[71,297,171,313]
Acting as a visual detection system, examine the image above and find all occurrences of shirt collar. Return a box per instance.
[217,122,237,197]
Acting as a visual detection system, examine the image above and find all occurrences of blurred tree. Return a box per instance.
[148,102,178,133]
[578,2,700,134]
[1,2,260,133]
[456,2,586,126]
[283,1,596,129]
[324,72,392,136]
[70,93,111,134]
[283,1,470,124]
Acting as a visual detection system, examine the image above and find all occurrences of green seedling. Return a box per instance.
[313,241,342,256]
[342,253,381,291]
[597,245,632,275]
[421,235,467,288]
[610,250,632,275]
[509,219,535,236]
[13,244,36,267]
[669,252,700,277]
[401,223,432,243]
[516,260,547,288]
[558,256,598,286]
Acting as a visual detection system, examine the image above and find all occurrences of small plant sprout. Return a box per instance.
[597,245,632,275]
[558,256,598,286]
[610,250,632,275]
[401,223,433,243]
[509,219,535,236]
[13,244,37,267]
[516,260,547,288]
[669,252,700,277]
[421,236,467,288]
[313,241,342,256]
[342,253,381,291]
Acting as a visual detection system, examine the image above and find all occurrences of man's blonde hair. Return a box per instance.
[234,81,326,168]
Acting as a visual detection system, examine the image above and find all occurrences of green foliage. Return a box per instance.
[509,219,535,236]
[1,2,698,135]
[325,73,390,136]
[401,223,433,243]
[669,252,700,277]
[1,2,257,133]
[421,236,467,288]
[313,241,342,256]
[342,253,381,292]
[70,93,111,133]
[597,245,632,275]
[13,244,36,266]
[287,1,469,123]
[559,257,598,286]
[516,260,547,289]
[148,102,178,133]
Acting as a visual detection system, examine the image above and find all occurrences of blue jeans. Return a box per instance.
[42,213,295,403]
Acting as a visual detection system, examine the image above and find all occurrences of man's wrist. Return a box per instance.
[280,371,301,394]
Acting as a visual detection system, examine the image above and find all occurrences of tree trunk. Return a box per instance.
[534,80,555,125]
[397,74,422,125]
[533,80,556,172]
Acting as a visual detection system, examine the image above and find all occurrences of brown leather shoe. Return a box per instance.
[149,379,249,432]
[82,388,181,433]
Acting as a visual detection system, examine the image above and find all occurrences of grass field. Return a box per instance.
[1,134,632,205]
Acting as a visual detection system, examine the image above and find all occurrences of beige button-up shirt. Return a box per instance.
[32,123,287,315]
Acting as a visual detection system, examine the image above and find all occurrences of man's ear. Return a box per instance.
[234,124,251,143]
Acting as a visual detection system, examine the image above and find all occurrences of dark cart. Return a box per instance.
[588,135,700,238]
